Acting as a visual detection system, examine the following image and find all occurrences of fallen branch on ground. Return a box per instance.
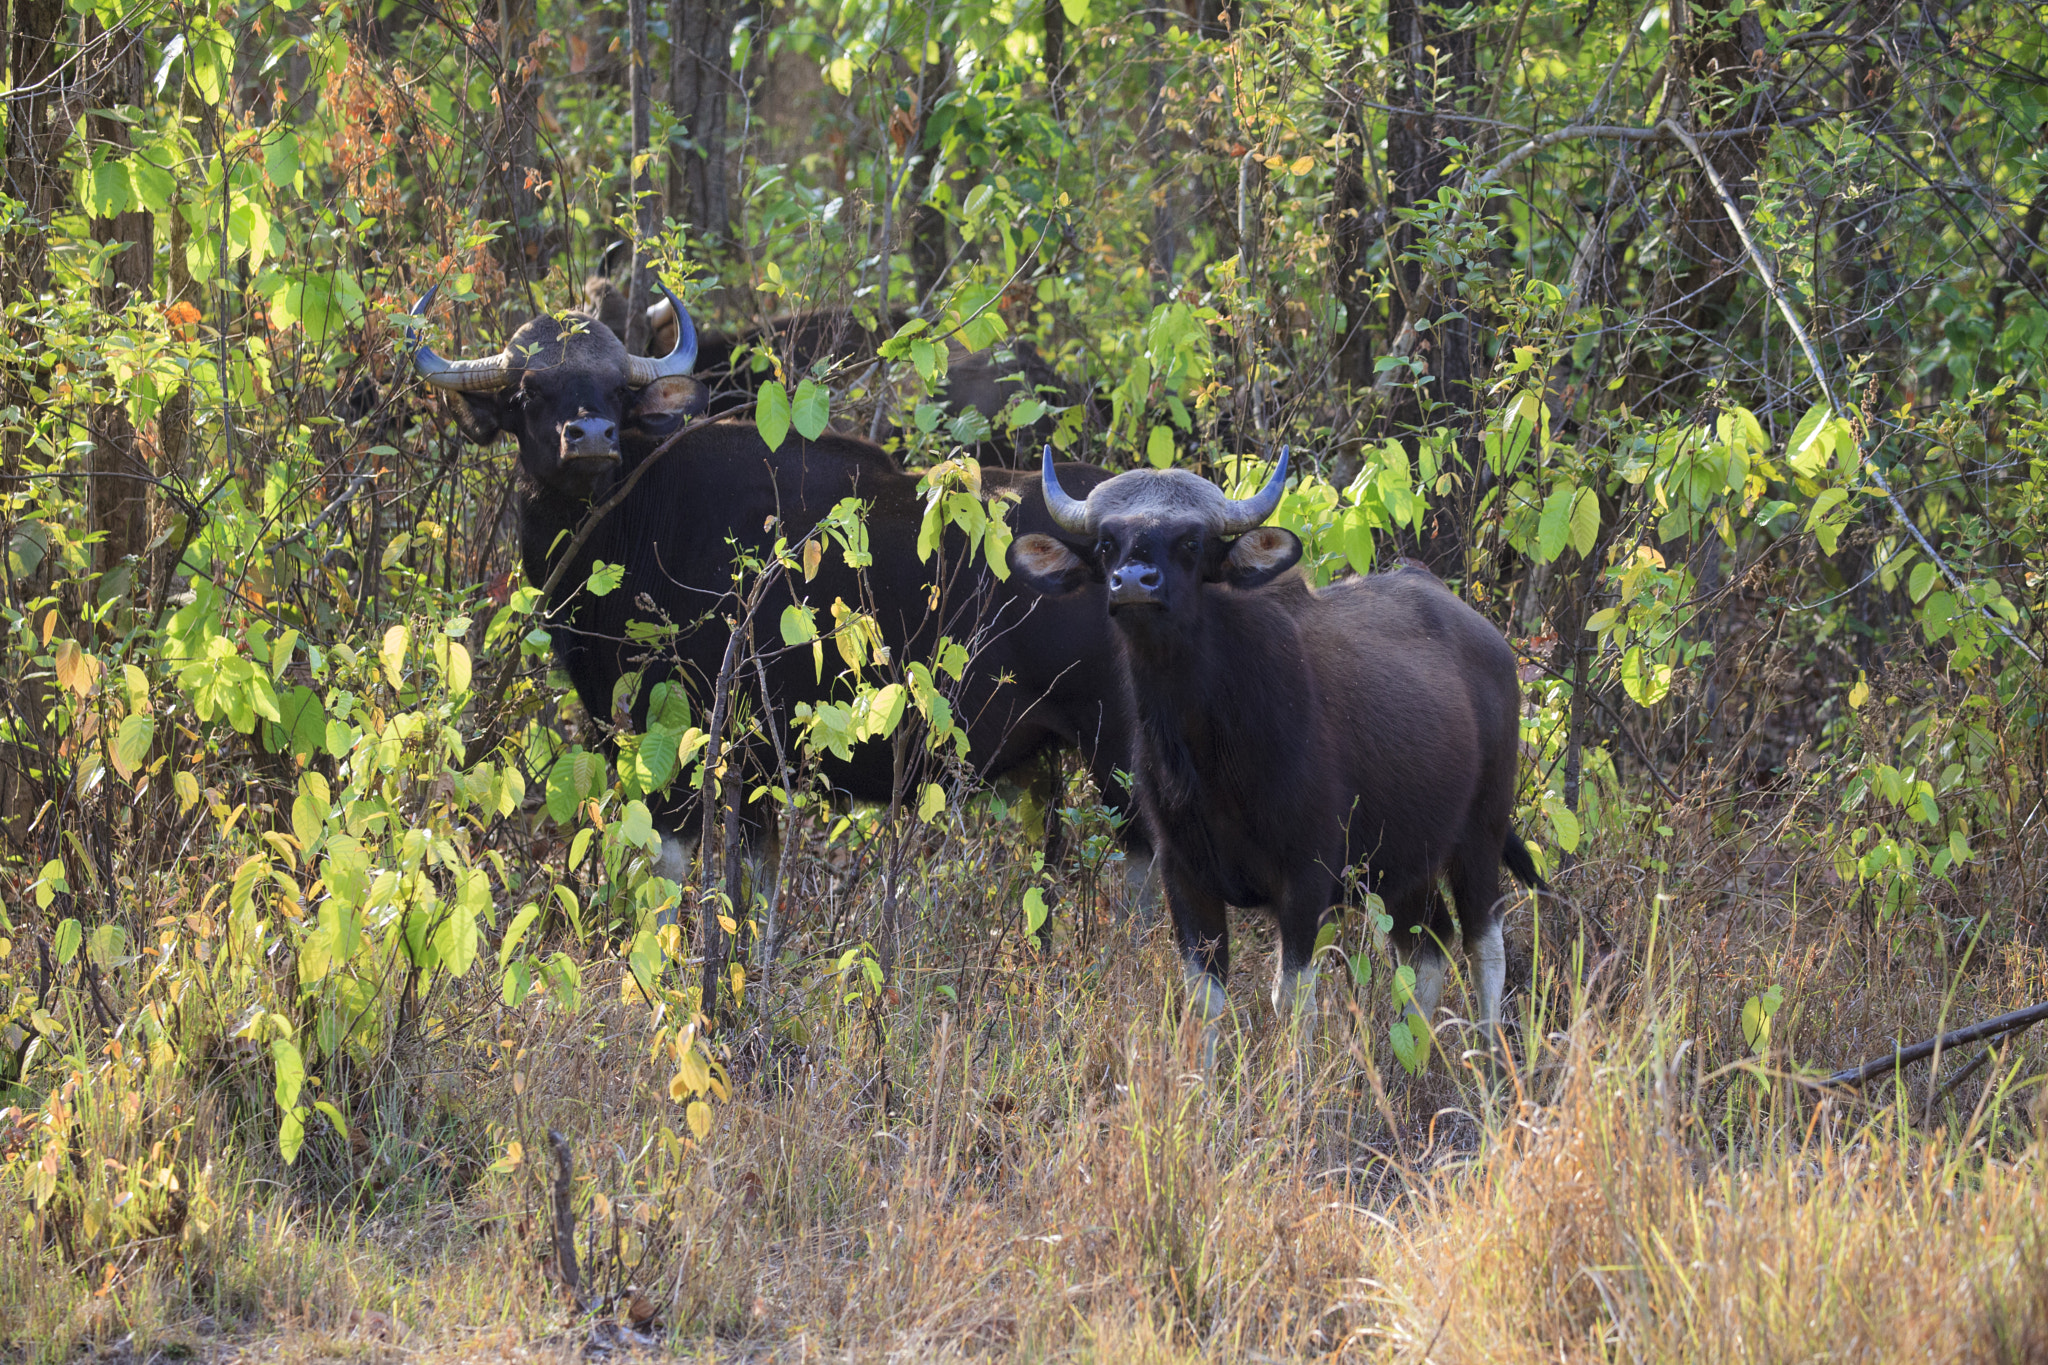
[1811,1000,2048,1090]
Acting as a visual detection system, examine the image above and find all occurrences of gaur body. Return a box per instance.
[410,291,1149,882]
[1009,452,1542,1058]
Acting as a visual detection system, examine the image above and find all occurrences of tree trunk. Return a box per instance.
[1329,73,1378,391]
[1042,0,1067,120]
[907,39,952,304]
[496,0,545,271]
[1612,0,1776,410]
[668,0,734,245]
[3,0,68,304]
[625,0,658,352]
[84,21,156,601]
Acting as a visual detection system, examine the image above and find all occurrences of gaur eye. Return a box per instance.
[1096,539,1113,559]
[1183,537,1201,556]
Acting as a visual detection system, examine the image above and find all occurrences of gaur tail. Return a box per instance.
[1503,827,1549,890]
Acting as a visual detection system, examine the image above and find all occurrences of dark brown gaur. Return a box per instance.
[1009,447,1544,1064]
[410,293,1156,903]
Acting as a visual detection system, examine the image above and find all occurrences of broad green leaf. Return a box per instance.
[1023,887,1050,939]
[1146,424,1175,468]
[757,380,792,451]
[1908,561,1938,603]
[1537,487,1576,562]
[380,624,409,689]
[1567,487,1600,558]
[53,916,81,963]
[792,379,830,441]
[586,561,624,597]
[499,903,541,971]
[271,1038,305,1112]
[111,714,154,779]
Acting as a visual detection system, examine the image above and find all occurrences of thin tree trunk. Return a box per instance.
[907,36,952,304]
[625,0,657,351]
[1042,0,1067,120]
[1329,74,1378,391]
[668,0,734,245]
[85,20,155,603]
[496,0,544,269]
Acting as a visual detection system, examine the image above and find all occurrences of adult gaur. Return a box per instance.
[410,289,1150,891]
[1004,448,1544,1063]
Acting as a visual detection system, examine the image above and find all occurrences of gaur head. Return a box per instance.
[409,281,701,497]
[1008,447,1298,617]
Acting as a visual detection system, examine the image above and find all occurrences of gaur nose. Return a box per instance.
[561,416,619,460]
[1107,561,1163,606]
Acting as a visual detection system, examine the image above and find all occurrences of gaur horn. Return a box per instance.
[1217,447,1290,534]
[625,280,698,386]
[1041,446,1091,533]
[408,287,514,392]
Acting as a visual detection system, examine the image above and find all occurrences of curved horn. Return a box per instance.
[1041,445,1091,533]
[407,287,514,392]
[624,280,698,386]
[1218,446,1290,534]
[600,238,632,276]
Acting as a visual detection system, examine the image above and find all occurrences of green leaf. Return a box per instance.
[499,903,541,971]
[758,380,792,451]
[53,916,81,964]
[1542,794,1582,853]
[1537,486,1576,562]
[780,603,818,646]
[619,800,658,852]
[1059,0,1089,23]
[111,713,155,779]
[1023,886,1051,940]
[1146,424,1175,468]
[271,1038,305,1112]
[313,1100,349,1140]
[918,782,946,824]
[1567,486,1600,558]
[587,560,624,597]
[279,1106,306,1165]
[1907,561,1938,603]
[792,379,830,441]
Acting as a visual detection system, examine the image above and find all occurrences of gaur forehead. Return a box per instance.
[505,310,628,381]
[1085,468,1232,533]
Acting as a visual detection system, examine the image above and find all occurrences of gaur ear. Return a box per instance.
[1217,525,1302,588]
[1007,533,1098,596]
[627,376,709,423]
[452,392,510,445]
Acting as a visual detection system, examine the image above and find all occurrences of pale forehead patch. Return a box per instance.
[1083,468,1233,532]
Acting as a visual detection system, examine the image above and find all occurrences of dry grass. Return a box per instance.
[6,802,2048,1364]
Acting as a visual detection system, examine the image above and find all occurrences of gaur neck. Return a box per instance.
[516,475,603,606]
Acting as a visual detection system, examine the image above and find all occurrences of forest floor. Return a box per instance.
[8,805,2048,1364]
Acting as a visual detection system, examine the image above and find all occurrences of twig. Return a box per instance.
[1810,1000,2048,1090]
[547,1128,583,1307]
[1655,117,2042,667]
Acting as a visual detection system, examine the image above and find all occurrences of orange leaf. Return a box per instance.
[53,640,101,698]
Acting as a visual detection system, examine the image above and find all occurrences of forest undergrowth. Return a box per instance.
[6,790,2048,1363]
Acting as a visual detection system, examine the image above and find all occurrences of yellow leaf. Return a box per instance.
[1848,676,1869,709]
[174,771,200,812]
[1289,155,1314,175]
[39,610,56,646]
[686,1100,712,1140]
[675,1045,710,1096]
[53,640,101,697]
[668,1072,690,1103]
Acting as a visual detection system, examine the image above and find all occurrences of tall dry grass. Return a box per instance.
[5,805,2047,1362]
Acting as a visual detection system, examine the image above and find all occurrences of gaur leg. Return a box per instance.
[1449,838,1508,1032]
[1164,861,1231,1071]
[1385,880,1450,1025]
[1270,879,1329,1046]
